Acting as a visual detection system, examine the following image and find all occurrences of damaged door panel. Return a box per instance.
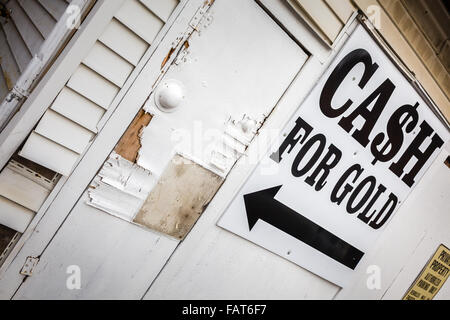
[0,0,184,298]
[134,154,223,239]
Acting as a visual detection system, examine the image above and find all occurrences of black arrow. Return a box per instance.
[243,185,364,270]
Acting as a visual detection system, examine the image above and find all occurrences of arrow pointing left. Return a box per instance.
[243,185,364,269]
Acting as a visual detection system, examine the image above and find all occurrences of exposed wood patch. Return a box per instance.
[161,47,175,69]
[134,154,223,239]
[114,110,152,163]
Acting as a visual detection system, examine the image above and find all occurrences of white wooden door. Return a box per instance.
[8,0,314,299]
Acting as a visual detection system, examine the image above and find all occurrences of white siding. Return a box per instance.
[18,0,179,177]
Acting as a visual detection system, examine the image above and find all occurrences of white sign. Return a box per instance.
[218,25,449,287]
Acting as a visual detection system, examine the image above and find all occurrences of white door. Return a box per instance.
[5,0,312,299]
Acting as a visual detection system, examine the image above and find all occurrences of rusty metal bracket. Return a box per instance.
[20,256,39,276]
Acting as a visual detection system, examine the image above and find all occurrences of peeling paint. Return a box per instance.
[210,115,262,174]
[133,154,223,239]
[87,152,155,221]
[114,110,152,163]
[161,47,176,70]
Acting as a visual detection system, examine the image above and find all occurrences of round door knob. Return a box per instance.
[155,79,185,112]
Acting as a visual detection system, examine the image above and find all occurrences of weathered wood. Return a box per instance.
[0,0,129,298]
[114,109,151,163]
[12,197,179,299]
[0,168,49,212]
[1,18,32,73]
[134,154,223,239]
[290,0,343,43]
[0,26,21,89]
[324,0,355,23]
[8,0,44,55]
[87,152,156,221]
[17,0,55,39]
[0,64,8,101]
[353,0,450,121]
[0,195,35,232]
[38,0,67,21]
[139,0,179,22]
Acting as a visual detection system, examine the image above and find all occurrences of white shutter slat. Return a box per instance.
[99,19,148,66]
[19,132,80,176]
[67,64,119,110]
[0,168,49,212]
[0,26,21,87]
[115,0,164,44]
[83,42,134,88]
[50,87,105,133]
[291,0,343,43]
[139,0,179,22]
[34,109,94,154]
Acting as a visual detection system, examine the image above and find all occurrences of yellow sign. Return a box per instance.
[403,244,450,300]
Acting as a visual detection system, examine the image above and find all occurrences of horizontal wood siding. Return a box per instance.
[287,0,356,44]
[290,0,449,120]
[16,0,180,178]
[0,0,69,109]
[378,0,450,101]
[352,0,450,121]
